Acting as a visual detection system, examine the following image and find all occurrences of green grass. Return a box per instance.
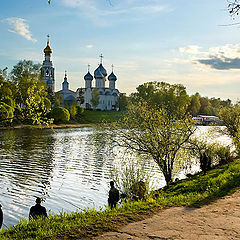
[79,110,124,124]
[2,159,240,240]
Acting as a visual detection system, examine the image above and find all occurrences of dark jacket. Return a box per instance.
[0,205,3,228]
[108,186,120,205]
[29,204,47,220]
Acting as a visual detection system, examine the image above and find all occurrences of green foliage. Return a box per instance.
[219,104,240,153]
[111,157,150,200]
[16,83,52,125]
[107,102,195,185]
[219,104,240,138]
[80,110,123,123]
[50,107,70,123]
[91,88,100,109]
[117,93,128,111]
[0,102,14,125]
[0,75,15,124]
[2,159,240,240]
[187,93,201,116]
[69,101,77,120]
[75,106,84,122]
[130,81,190,119]
[214,144,235,165]
[54,92,63,107]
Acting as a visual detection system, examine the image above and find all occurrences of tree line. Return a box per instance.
[0,60,84,126]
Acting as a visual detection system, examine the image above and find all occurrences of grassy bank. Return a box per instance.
[1,159,240,240]
[79,110,124,124]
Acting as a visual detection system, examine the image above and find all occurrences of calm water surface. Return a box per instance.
[0,126,232,228]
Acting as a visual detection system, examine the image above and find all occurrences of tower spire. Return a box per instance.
[47,34,50,44]
[99,54,104,64]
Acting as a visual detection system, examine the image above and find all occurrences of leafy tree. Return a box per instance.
[75,106,84,122]
[15,83,52,125]
[54,92,63,107]
[91,88,100,109]
[107,102,195,185]
[219,104,240,138]
[199,97,210,115]
[0,74,15,125]
[130,81,190,119]
[70,101,77,120]
[117,93,128,111]
[50,107,70,123]
[9,60,52,125]
[188,93,201,116]
[219,104,240,154]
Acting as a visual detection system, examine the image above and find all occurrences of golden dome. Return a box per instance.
[44,41,53,55]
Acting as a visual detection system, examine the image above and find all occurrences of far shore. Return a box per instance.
[0,123,96,130]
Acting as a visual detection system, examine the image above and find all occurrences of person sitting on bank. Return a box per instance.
[29,197,47,220]
[108,181,119,209]
[0,204,3,228]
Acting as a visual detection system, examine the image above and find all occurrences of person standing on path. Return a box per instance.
[0,204,3,228]
[29,197,47,220]
[108,181,119,209]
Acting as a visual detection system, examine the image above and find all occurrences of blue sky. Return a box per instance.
[1,0,240,101]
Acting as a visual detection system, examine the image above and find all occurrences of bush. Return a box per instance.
[214,144,235,166]
[0,102,14,125]
[50,107,70,123]
[75,106,84,122]
[111,157,150,201]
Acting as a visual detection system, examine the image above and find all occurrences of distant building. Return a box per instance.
[42,36,55,92]
[56,71,76,106]
[42,39,119,110]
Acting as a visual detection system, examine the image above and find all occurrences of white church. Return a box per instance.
[42,38,119,110]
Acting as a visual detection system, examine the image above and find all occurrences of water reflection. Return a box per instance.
[0,126,231,228]
[0,127,124,228]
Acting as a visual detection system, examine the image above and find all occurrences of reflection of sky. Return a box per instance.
[0,126,232,228]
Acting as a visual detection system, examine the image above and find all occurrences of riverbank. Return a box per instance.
[0,110,124,130]
[96,188,240,239]
[0,123,94,130]
[1,159,240,239]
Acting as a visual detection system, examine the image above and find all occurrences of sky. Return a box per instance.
[1,0,240,101]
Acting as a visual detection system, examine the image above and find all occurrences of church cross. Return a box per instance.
[88,64,90,72]
[111,64,114,72]
[47,34,50,42]
[99,54,104,64]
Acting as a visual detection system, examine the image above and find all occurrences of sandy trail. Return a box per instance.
[95,189,240,240]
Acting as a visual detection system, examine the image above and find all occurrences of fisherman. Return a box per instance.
[29,197,47,220]
[0,204,3,228]
[108,181,119,209]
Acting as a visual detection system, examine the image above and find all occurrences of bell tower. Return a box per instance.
[42,35,55,92]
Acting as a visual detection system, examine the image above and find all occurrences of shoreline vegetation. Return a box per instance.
[0,110,124,130]
[1,159,240,240]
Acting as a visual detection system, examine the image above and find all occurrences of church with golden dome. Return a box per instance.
[42,38,119,110]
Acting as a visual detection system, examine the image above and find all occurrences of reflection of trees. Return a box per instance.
[0,129,56,199]
[74,128,116,188]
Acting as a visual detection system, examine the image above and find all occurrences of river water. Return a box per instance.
[0,126,232,228]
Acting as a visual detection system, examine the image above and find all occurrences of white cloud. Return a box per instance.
[86,45,93,49]
[5,17,37,43]
[179,45,201,55]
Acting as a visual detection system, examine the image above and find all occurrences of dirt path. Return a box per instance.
[95,190,240,240]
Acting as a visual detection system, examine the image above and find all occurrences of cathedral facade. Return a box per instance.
[42,39,119,110]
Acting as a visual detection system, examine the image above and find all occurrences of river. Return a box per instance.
[0,126,232,228]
